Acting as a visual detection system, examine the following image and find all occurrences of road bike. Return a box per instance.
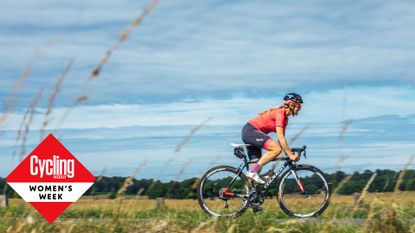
[197,144,330,218]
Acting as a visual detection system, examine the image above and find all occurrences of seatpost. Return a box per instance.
[242,146,251,169]
[237,148,250,172]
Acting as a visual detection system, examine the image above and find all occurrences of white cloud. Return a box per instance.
[2,85,414,131]
[2,0,415,107]
[1,85,414,178]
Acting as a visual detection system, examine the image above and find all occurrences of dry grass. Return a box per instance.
[6,191,414,213]
[17,88,44,161]
[40,60,73,140]
[158,117,213,178]
[1,192,413,233]
[90,0,160,79]
[53,0,161,131]
[0,35,58,129]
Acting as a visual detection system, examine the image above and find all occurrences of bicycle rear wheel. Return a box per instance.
[197,165,250,217]
[277,164,330,218]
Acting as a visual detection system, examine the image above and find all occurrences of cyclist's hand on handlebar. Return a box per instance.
[288,153,300,161]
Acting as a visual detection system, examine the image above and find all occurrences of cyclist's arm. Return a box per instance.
[276,127,297,160]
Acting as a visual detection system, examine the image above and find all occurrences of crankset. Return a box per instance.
[248,189,265,207]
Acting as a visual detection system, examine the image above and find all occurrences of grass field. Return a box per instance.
[1,192,414,233]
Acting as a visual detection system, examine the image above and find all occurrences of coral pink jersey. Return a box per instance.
[248,107,288,134]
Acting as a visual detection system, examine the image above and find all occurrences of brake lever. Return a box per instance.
[302,145,307,159]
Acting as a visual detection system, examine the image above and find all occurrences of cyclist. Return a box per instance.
[242,93,303,184]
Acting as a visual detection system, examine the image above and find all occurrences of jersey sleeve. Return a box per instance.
[275,109,285,128]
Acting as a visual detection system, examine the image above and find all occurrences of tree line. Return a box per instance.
[1,169,414,199]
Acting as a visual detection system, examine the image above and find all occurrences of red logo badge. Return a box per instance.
[6,134,95,223]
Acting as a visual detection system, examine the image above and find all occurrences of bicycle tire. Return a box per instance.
[197,165,251,217]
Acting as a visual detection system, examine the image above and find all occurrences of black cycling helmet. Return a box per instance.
[283,93,303,105]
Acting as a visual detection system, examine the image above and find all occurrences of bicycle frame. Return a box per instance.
[262,161,291,189]
[225,145,306,197]
[226,154,295,192]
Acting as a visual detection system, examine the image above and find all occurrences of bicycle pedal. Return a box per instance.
[262,175,271,181]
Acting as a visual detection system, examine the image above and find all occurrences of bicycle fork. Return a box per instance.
[290,170,305,193]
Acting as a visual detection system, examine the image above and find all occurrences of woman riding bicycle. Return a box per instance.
[242,93,303,184]
[198,95,330,217]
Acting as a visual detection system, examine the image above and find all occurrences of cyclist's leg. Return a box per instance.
[246,147,262,173]
[242,123,281,173]
[241,123,269,175]
[257,139,282,168]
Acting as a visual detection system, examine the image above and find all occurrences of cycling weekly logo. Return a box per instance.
[6,134,95,223]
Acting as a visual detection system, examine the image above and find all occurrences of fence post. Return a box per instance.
[0,195,8,208]
[353,192,361,207]
[156,197,165,209]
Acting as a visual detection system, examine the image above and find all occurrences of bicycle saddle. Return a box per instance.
[230,143,252,148]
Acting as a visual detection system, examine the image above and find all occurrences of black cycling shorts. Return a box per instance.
[241,123,272,160]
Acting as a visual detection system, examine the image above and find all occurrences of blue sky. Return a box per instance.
[1,0,414,181]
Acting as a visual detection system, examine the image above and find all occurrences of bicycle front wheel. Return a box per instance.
[197,165,250,217]
[277,164,330,218]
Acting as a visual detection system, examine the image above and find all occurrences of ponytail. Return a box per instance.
[259,105,285,116]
